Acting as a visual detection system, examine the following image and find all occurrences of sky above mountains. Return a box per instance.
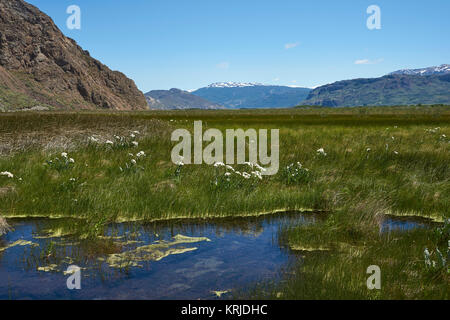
[26,0,450,91]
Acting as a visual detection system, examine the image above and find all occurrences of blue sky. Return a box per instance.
[27,0,450,92]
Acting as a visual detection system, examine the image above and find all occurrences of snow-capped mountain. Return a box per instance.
[389,64,450,76]
[207,82,265,88]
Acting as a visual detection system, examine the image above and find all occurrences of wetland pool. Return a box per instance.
[0,212,431,300]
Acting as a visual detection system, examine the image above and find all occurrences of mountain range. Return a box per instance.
[302,65,450,107]
[389,64,450,76]
[0,1,448,111]
[191,83,311,109]
[145,88,224,110]
[0,0,147,111]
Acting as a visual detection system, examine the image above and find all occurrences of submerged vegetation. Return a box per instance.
[0,106,449,299]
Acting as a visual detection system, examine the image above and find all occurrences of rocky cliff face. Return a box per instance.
[0,0,148,111]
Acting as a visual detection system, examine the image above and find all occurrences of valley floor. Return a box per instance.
[0,106,449,299]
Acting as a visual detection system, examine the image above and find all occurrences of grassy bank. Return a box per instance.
[1,107,448,223]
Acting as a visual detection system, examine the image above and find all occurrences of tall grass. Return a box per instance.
[0,107,448,223]
[0,216,10,235]
[0,107,448,299]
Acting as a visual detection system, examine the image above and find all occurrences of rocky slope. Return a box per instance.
[0,0,147,111]
[145,88,224,110]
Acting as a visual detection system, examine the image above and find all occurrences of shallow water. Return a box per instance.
[0,213,433,300]
[381,215,436,233]
[0,212,320,300]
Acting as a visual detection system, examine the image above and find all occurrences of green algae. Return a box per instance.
[0,239,39,252]
[103,234,211,269]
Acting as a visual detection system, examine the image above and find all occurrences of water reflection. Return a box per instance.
[0,212,320,300]
[381,215,438,233]
[0,212,436,300]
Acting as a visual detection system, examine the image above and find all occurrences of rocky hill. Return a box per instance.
[0,0,147,111]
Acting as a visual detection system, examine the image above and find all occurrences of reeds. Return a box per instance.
[0,216,10,236]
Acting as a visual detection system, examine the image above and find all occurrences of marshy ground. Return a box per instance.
[0,106,449,299]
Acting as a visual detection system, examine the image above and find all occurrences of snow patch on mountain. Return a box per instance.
[389,64,450,76]
[207,82,265,88]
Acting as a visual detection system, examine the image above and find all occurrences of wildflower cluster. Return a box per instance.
[0,171,14,179]
[424,244,449,274]
[120,151,146,174]
[174,161,184,181]
[46,152,75,172]
[58,177,85,193]
[211,162,266,190]
[316,148,327,157]
[424,127,448,143]
[424,219,450,274]
[281,162,312,185]
[89,131,141,150]
[425,127,441,134]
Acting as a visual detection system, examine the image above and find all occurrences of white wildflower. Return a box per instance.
[424,248,431,267]
[69,158,75,164]
[130,134,136,138]
[132,131,140,135]
[89,136,99,143]
[242,172,251,179]
[136,151,146,158]
[251,171,263,180]
[226,165,235,172]
[132,141,139,147]
[130,159,137,165]
[394,151,399,155]
[106,140,114,145]
[0,171,14,179]
[214,162,225,168]
[61,152,68,158]
[366,148,371,152]
[317,148,327,156]
[254,163,266,172]
[244,162,254,169]
[225,172,232,177]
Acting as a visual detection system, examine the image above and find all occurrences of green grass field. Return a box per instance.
[0,106,449,299]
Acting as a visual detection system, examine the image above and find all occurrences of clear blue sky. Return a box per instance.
[27,0,450,92]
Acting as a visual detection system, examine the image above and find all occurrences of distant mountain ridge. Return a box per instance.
[389,64,450,76]
[0,0,147,111]
[302,73,450,107]
[192,84,311,109]
[207,82,265,88]
[145,88,224,110]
